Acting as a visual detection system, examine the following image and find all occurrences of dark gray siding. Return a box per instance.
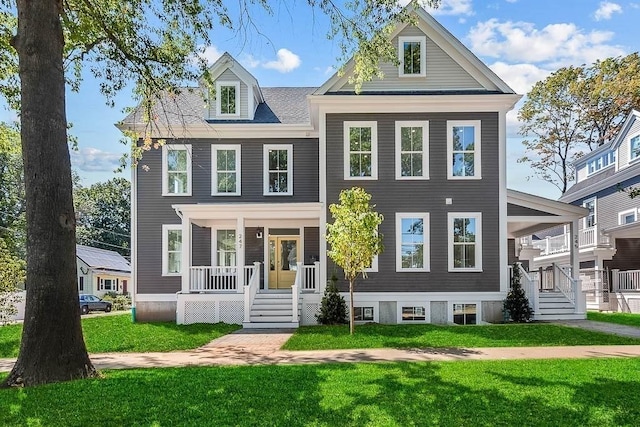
[507,204,555,217]
[326,112,500,293]
[244,227,265,288]
[136,138,318,294]
[304,227,320,265]
[604,239,640,271]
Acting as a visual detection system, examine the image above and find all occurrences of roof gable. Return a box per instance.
[611,109,640,151]
[316,6,515,95]
[76,245,131,273]
[203,52,263,102]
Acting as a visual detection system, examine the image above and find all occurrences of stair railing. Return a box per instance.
[518,263,539,315]
[291,262,303,323]
[243,262,261,323]
[553,263,576,307]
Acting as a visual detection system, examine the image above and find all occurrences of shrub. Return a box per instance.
[316,274,348,325]
[101,293,132,311]
[504,263,534,322]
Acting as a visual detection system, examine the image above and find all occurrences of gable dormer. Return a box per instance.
[316,7,514,95]
[612,109,640,170]
[203,52,264,121]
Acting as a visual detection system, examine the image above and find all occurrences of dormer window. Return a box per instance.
[398,36,426,77]
[587,151,615,175]
[216,81,240,117]
[631,135,640,161]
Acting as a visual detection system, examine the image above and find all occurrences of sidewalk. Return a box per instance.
[2,321,640,373]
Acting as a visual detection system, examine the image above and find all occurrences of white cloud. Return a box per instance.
[70,147,122,172]
[467,19,625,68]
[593,2,622,21]
[241,54,260,69]
[195,45,222,66]
[426,0,474,16]
[489,61,551,95]
[262,49,302,73]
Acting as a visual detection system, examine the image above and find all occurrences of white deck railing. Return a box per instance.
[613,269,640,291]
[301,262,321,292]
[527,226,610,256]
[190,265,255,292]
[518,263,539,314]
[244,262,261,323]
[554,264,576,306]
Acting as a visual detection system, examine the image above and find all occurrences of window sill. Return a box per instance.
[162,273,182,277]
[162,192,192,197]
[395,176,430,181]
[263,192,293,196]
[398,73,426,78]
[344,176,378,181]
[212,193,241,197]
[447,176,482,180]
[448,268,483,273]
[397,268,430,273]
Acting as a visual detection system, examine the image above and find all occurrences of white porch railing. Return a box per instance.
[244,262,261,323]
[612,269,640,291]
[301,261,321,292]
[553,264,576,307]
[526,226,610,256]
[518,263,539,314]
[190,265,255,292]
[580,268,609,310]
[292,262,303,323]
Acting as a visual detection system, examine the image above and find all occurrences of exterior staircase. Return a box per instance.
[535,291,584,320]
[243,292,299,329]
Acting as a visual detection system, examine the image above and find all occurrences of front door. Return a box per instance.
[268,236,300,289]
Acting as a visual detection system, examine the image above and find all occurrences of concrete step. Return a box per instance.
[250,315,294,323]
[243,321,299,329]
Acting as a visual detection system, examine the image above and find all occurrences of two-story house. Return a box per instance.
[119,5,588,327]
[519,110,640,313]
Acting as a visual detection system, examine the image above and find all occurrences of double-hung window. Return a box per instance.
[264,144,293,195]
[448,213,482,272]
[618,209,637,225]
[396,213,430,272]
[212,145,241,195]
[583,198,596,228]
[216,81,240,117]
[447,121,481,179]
[216,229,237,266]
[162,144,192,196]
[162,225,182,276]
[395,121,429,179]
[398,36,426,77]
[631,135,640,161]
[344,121,378,180]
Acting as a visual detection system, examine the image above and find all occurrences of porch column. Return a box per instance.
[236,216,245,293]
[181,214,191,294]
[570,219,585,314]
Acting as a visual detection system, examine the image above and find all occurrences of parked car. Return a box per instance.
[79,294,112,315]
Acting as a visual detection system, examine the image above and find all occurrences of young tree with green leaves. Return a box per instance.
[326,187,383,335]
[0,0,438,387]
[0,239,25,325]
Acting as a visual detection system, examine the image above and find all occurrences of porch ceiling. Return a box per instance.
[507,189,588,238]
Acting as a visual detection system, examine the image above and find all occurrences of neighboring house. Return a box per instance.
[119,5,587,327]
[76,245,131,297]
[519,110,640,313]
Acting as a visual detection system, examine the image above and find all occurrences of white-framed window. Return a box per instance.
[398,36,426,77]
[104,279,113,291]
[448,213,482,272]
[452,303,478,325]
[162,144,192,196]
[619,208,637,225]
[396,213,430,272]
[447,121,481,179]
[402,306,426,321]
[344,121,378,180]
[216,229,237,266]
[263,144,293,195]
[212,145,241,196]
[162,224,182,276]
[364,255,379,273]
[583,198,596,228]
[587,151,615,175]
[631,135,640,161]
[395,121,429,179]
[353,307,374,322]
[216,81,240,117]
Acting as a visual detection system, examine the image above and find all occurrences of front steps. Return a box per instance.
[243,292,299,329]
[535,291,585,320]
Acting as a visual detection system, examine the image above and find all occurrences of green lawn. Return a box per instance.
[588,311,640,328]
[0,314,240,358]
[1,358,640,426]
[282,323,640,351]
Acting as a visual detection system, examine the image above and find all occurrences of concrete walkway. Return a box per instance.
[553,319,640,339]
[2,320,640,373]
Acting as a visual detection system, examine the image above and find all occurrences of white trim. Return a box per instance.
[263,144,293,196]
[395,121,429,180]
[395,213,430,272]
[449,301,481,325]
[447,120,481,180]
[319,108,328,293]
[212,144,241,196]
[131,158,138,304]
[343,121,378,180]
[340,291,506,301]
[618,208,638,225]
[135,293,178,302]
[582,197,597,229]
[398,36,427,78]
[630,133,640,163]
[161,144,192,196]
[162,224,182,276]
[215,81,241,117]
[364,255,379,273]
[499,112,507,292]
[448,212,483,272]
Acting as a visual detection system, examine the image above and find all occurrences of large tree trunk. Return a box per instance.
[3,0,96,387]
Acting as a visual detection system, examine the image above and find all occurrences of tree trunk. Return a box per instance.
[349,279,354,335]
[2,0,96,387]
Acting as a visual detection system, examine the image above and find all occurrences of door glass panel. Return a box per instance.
[269,240,276,271]
[280,240,297,271]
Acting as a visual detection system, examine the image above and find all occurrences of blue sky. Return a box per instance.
[1,0,639,199]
